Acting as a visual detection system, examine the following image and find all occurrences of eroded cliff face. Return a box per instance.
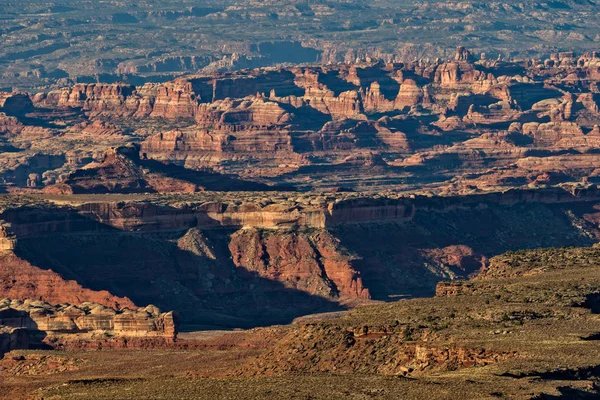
[42,144,278,195]
[0,298,178,356]
[0,326,28,358]
[1,186,600,327]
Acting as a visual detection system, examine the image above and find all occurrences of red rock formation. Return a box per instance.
[420,245,486,279]
[143,126,295,159]
[0,113,23,136]
[47,145,203,194]
[434,61,495,93]
[229,228,370,300]
[455,46,474,62]
[57,83,135,114]
[522,121,597,148]
[218,99,291,125]
[239,323,516,377]
[79,120,124,136]
[363,82,395,113]
[19,126,56,139]
[303,87,364,120]
[0,327,28,357]
[0,252,134,309]
[435,281,475,297]
[143,129,232,153]
[150,79,198,119]
[394,79,423,110]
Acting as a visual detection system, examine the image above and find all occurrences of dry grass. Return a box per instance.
[4,246,600,398]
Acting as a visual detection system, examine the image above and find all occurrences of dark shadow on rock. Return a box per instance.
[317,70,358,96]
[534,386,600,400]
[355,64,400,100]
[509,83,563,111]
[330,202,598,301]
[0,309,51,356]
[140,158,294,192]
[62,144,295,193]
[581,293,600,314]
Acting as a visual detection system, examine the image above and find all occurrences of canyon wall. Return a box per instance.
[1,186,599,327]
[3,186,597,236]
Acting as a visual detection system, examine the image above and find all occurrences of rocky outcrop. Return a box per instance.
[0,224,16,252]
[45,144,275,194]
[0,113,23,136]
[394,79,423,110]
[238,323,515,377]
[142,128,233,153]
[150,79,198,119]
[48,145,158,194]
[193,97,292,126]
[454,46,474,63]
[141,126,298,173]
[0,299,177,338]
[0,298,178,354]
[116,55,210,75]
[56,83,135,114]
[434,60,496,94]
[78,120,124,136]
[303,87,364,120]
[522,121,600,148]
[363,82,395,113]
[19,126,57,139]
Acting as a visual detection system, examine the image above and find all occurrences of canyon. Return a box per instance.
[3,0,600,92]
[6,0,600,398]
[5,243,600,399]
[3,41,600,398]
[1,185,600,330]
[4,48,600,195]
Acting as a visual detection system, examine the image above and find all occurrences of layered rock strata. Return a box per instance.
[0,299,177,338]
